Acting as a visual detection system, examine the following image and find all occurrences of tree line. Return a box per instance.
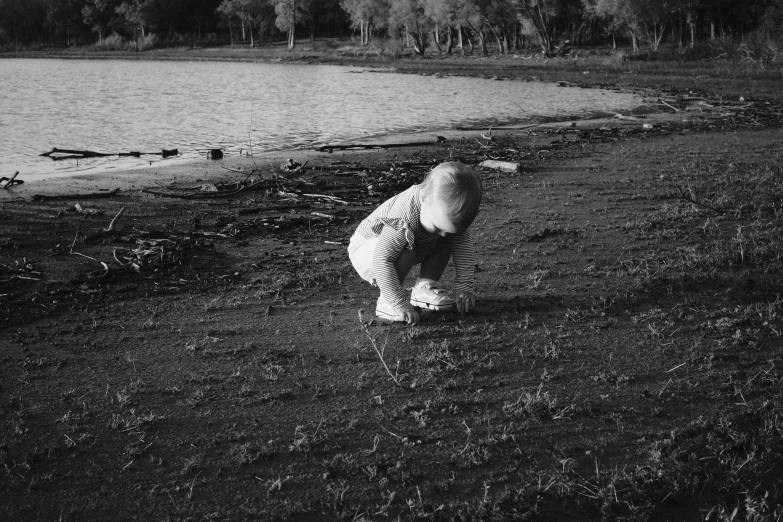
[1,0,783,56]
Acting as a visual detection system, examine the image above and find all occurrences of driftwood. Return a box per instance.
[32,188,121,201]
[41,148,178,161]
[237,203,310,215]
[316,140,435,152]
[1,172,21,189]
[479,160,519,173]
[85,207,126,242]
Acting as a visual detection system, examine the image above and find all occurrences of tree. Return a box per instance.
[0,0,48,47]
[82,0,120,43]
[341,0,390,45]
[274,0,301,48]
[116,0,147,38]
[515,0,559,52]
[388,0,431,54]
[46,0,90,46]
[217,0,270,46]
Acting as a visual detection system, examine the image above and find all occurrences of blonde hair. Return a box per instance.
[420,162,482,230]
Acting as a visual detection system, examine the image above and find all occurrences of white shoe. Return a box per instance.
[376,296,406,322]
[410,283,455,311]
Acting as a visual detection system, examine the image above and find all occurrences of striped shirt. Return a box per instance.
[353,185,475,309]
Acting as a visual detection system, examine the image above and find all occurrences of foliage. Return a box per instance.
[4,0,783,59]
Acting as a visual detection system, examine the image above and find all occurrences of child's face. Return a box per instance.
[420,200,460,237]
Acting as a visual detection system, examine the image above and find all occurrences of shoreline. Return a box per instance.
[3,111,694,199]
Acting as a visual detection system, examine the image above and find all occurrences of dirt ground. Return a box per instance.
[3,74,783,521]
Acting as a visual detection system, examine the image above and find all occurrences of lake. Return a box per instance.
[1,58,643,180]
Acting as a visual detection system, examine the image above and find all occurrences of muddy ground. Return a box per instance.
[3,75,783,520]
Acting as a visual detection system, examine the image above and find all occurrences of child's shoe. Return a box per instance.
[376,296,406,322]
[410,283,455,311]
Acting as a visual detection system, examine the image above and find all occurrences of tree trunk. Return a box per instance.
[710,21,715,40]
[288,27,295,49]
[432,30,442,53]
[241,21,246,43]
[229,25,233,47]
[457,23,463,54]
[689,21,696,48]
[446,25,453,54]
[250,26,254,47]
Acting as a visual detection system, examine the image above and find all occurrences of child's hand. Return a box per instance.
[399,303,421,325]
[455,292,475,313]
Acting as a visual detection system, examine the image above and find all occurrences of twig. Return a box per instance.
[674,186,732,214]
[659,99,680,112]
[658,378,672,397]
[302,194,350,205]
[107,207,125,231]
[358,311,402,387]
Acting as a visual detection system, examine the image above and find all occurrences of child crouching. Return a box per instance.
[348,162,482,325]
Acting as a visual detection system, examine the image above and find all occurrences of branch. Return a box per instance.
[358,311,403,387]
[1,172,20,189]
[32,189,120,201]
[674,185,731,214]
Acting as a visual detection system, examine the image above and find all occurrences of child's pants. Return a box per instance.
[348,233,379,285]
[348,233,451,286]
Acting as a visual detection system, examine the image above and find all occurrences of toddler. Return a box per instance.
[348,162,482,325]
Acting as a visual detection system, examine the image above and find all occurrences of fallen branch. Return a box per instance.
[142,187,245,200]
[302,193,350,205]
[316,140,435,152]
[237,203,311,215]
[659,99,681,112]
[674,186,731,214]
[40,147,177,161]
[69,227,109,271]
[32,189,120,201]
[85,207,125,242]
[2,172,21,189]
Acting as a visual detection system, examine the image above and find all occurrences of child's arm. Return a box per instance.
[372,225,412,311]
[449,229,476,313]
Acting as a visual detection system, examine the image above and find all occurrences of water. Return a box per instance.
[1,58,642,180]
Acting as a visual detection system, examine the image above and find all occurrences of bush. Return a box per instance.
[93,33,128,51]
[139,32,159,50]
[739,31,782,63]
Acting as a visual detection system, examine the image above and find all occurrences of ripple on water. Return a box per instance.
[1,58,643,180]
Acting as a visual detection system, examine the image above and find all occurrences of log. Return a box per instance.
[32,188,121,201]
[237,203,311,215]
[479,160,519,173]
[315,140,435,152]
[41,148,178,161]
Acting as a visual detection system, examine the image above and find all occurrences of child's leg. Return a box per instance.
[393,248,419,286]
[410,239,455,311]
[418,238,452,284]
